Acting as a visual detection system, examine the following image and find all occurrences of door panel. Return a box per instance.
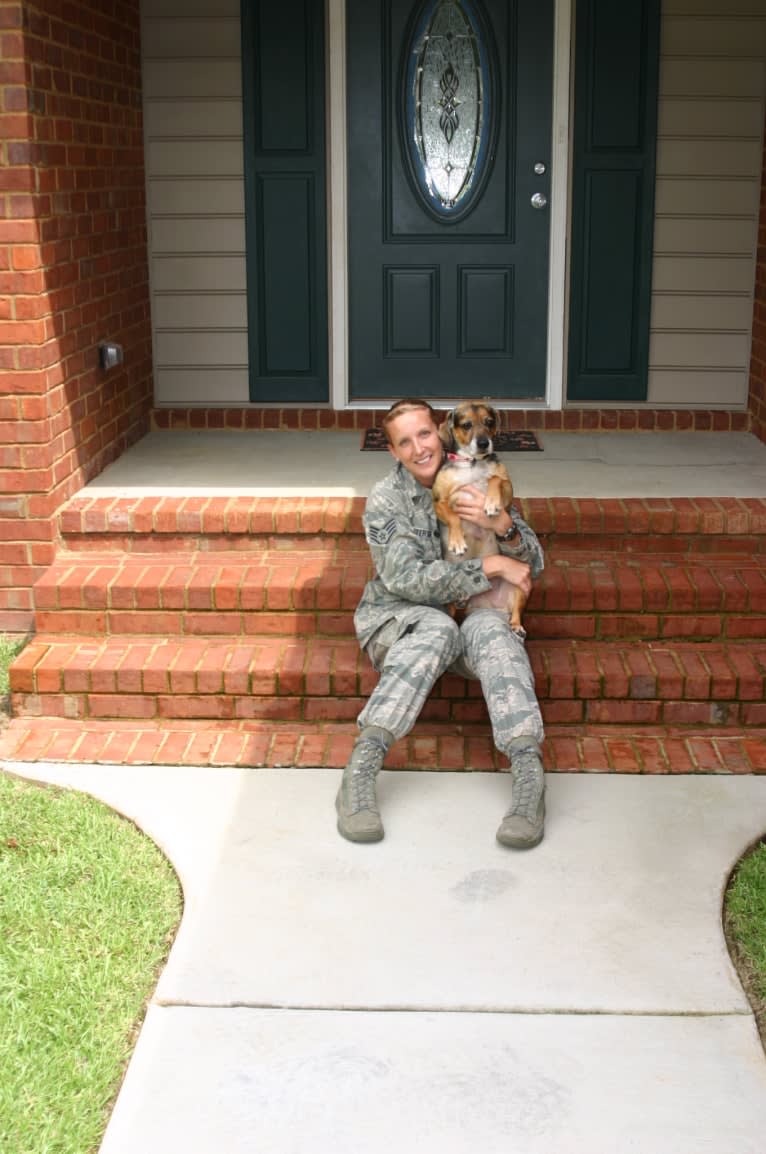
[347,0,553,400]
[460,267,513,354]
[385,267,439,354]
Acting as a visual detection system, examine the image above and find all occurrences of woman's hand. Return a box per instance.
[451,484,515,536]
[482,553,533,597]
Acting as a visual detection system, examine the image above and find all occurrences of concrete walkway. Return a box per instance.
[5,760,766,1153]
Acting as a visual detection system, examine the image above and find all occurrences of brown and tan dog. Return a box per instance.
[432,402,526,632]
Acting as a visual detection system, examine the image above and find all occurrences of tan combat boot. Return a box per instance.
[496,739,545,849]
[336,729,391,843]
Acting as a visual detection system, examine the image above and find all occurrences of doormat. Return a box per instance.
[360,427,542,451]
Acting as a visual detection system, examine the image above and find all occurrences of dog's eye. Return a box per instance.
[459,421,473,432]
[484,417,496,429]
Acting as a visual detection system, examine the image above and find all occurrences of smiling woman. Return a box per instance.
[0,774,182,1154]
[383,403,445,488]
[337,396,547,847]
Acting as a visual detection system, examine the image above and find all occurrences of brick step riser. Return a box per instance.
[34,568,766,613]
[33,551,766,620]
[57,534,372,556]
[31,608,766,642]
[58,497,766,546]
[2,719,765,773]
[13,691,766,729]
[14,638,764,698]
[33,611,356,638]
[14,636,766,721]
[15,668,765,707]
[55,532,766,558]
[545,536,766,557]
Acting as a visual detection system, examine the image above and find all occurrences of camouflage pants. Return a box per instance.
[357,606,544,754]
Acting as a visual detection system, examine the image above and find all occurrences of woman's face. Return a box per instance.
[386,408,444,489]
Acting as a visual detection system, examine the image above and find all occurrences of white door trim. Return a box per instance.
[327,0,570,410]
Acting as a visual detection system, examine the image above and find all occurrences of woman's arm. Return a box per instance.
[481,552,533,598]
[450,484,544,578]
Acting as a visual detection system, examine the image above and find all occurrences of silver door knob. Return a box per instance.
[530,192,547,209]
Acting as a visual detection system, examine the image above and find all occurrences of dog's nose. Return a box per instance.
[477,435,490,451]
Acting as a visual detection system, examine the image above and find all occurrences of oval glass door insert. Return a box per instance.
[402,0,496,220]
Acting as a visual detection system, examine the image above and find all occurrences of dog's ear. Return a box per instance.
[486,404,500,431]
[438,408,456,449]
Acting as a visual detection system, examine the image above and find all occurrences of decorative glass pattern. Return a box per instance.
[403,0,494,219]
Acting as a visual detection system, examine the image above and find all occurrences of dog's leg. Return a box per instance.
[434,497,468,554]
[484,474,513,518]
[508,583,527,633]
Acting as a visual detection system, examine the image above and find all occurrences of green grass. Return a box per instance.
[0,633,24,696]
[726,840,766,1034]
[0,773,183,1154]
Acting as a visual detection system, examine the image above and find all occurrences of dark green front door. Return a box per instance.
[347,0,553,401]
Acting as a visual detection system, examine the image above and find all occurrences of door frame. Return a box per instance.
[327,0,571,410]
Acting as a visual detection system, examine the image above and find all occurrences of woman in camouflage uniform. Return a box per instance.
[337,399,546,849]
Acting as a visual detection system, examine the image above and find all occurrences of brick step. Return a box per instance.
[58,495,366,552]
[32,550,766,641]
[32,548,367,636]
[0,716,764,774]
[57,494,766,555]
[11,636,766,727]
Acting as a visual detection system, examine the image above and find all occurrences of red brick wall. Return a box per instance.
[749,113,766,444]
[0,0,153,632]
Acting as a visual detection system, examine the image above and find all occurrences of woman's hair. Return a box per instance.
[380,397,438,443]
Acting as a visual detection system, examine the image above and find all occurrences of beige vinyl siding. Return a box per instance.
[649,1,766,408]
[142,0,249,406]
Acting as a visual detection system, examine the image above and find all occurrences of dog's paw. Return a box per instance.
[484,500,501,517]
[448,535,468,555]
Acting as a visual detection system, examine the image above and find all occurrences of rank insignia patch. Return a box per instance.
[367,518,397,545]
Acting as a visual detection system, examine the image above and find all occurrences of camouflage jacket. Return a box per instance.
[354,459,545,647]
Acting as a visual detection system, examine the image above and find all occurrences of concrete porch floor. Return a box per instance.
[86,429,766,498]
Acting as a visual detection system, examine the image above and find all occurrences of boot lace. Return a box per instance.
[347,741,383,814]
[508,749,543,820]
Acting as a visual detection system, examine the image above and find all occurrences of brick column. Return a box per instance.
[0,0,153,632]
[749,112,766,444]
